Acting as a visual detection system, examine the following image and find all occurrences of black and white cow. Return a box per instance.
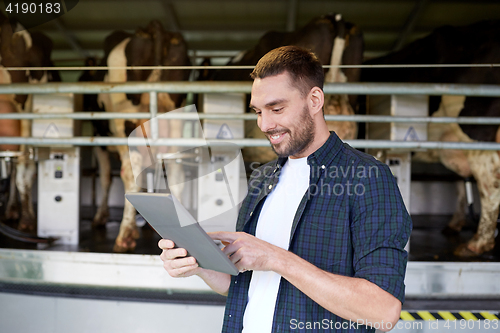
[81,20,190,252]
[361,20,500,256]
[0,12,59,232]
[202,14,364,165]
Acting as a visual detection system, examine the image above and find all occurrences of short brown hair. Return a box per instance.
[250,45,324,96]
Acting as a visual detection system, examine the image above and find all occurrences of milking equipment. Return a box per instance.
[198,94,246,232]
[132,99,246,233]
[32,93,80,245]
[0,151,17,239]
[0,151,22,216]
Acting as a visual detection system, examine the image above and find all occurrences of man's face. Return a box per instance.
[250,72,315,158]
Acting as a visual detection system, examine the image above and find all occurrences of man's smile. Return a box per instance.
[267,131,288,145]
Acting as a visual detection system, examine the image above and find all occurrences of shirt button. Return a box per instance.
[229,315,232,318]
[268,185,272,190]
[249,211,253,217]
[321,165,326,169]
[235,280,238,284]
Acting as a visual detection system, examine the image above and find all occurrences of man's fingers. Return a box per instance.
[220,241,244,266]
[158,238,201,278]
[227,248,243,266]
[161,247,188,261]
[171,256,197,269]
[208,231,239,243]
[168,263,200,278]
[158,239,175,249]
[221,241,239,257]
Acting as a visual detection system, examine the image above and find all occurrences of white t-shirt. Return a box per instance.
[242,156,310,333]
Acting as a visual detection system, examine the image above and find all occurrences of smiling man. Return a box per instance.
[159,46,412,332]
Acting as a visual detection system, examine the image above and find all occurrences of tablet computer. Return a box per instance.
[125,192,239,276]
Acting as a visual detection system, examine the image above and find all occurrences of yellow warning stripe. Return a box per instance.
[400,311,415,321]
[438,311,456,321]
[417,311,436,321]
[400,311,499,321]
[480,312,499,320]
[459,311,478,321]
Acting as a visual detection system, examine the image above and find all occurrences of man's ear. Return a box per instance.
[308,87,324,116]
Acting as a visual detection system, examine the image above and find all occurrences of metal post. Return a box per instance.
[392,0,430,52]
[286,0,298,32]
[150,91,158,140]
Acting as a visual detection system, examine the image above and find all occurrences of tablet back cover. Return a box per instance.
[125,192,238,275]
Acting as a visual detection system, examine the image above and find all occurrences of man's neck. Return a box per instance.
[290,128,331,159]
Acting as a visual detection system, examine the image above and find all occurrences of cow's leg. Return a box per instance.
[323,31,357,141]
[92,146,112,227]
[434,127,475,235]
[167,118,185,199]
[0,99,21,220]
[444,181,467,233]
[5,165,20,220]
[16,158,36,232]
[113,146,141,252]
[455,151,499,256]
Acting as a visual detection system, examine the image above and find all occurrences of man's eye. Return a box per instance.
[272,108,283,112]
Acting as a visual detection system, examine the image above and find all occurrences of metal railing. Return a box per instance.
[2,81,500,95]
[1,81,500,150]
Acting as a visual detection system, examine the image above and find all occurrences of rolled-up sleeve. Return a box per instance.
[351,162,412,303]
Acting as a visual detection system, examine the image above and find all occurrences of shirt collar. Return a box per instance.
[307,131,343,168]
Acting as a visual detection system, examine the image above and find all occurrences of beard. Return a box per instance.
[266,105,315,158]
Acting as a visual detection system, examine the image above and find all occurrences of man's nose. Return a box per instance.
[258,111,277,133]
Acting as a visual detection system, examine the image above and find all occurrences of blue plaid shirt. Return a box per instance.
[222,132,412,332]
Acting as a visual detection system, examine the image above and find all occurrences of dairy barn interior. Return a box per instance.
[0,0,500,332]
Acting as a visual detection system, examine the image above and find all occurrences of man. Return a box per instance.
[159,46,412,332]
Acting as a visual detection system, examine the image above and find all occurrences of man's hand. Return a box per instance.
[158,239,201,278]
[209,231,285,273]
[158,238,232,295]
[208,232,401,329]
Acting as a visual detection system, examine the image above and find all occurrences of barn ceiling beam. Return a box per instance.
[162,0,181,32]
[52,18,89,59]
[392,0,430,52]
[286,0,298,32]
